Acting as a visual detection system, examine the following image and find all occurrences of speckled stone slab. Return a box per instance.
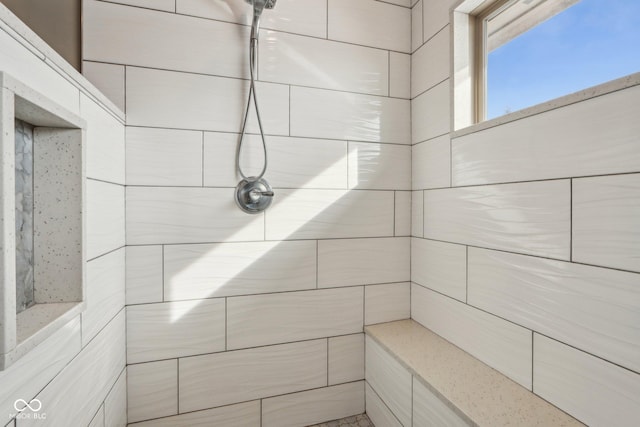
[365,320,584,427]
[308,413,374,427]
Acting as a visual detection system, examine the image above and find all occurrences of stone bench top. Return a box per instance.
[365,320,584,427]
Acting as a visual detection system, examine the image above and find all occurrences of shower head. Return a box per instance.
[246,0,276,39]
[246,0,277,16]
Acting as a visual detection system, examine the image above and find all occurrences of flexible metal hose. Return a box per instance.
[236,33,268,182]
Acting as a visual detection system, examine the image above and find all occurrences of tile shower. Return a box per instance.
[0,1,637,427]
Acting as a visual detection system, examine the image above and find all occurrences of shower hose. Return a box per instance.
[236,35,268,182]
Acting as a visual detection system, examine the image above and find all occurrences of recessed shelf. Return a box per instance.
[0,72,86,371]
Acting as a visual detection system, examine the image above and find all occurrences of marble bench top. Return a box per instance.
[365,320,584,427]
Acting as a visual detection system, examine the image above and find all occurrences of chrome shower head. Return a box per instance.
[246,0,277,40]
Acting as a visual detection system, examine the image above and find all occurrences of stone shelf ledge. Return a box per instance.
[365,320,583,427]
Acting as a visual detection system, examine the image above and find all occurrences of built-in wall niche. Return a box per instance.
[0,72,86,371]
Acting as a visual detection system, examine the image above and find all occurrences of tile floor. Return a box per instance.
[308,413,374,427]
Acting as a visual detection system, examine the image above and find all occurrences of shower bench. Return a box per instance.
[364,320,584,426]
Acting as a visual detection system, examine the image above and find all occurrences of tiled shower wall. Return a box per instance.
[410,1,640,425]
[82,0,412,424]
[0,3,126,427]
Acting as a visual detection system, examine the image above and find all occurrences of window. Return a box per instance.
[454,0,640,127]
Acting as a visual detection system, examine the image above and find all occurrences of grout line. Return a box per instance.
[127,280,408,308]
[161,245,165,301]
[465,246,469,303]
[411,76,450,101]
[531,331,535,392]
[325,0,329,40]
[176,358,180,413]
[326,338,330,386]
[393,191,397,236]
[201,131,205,186]
[569,179,573,262]
[388,50,392,97]
[122,121,412,146]
[225,298,228,351]
[100,61,412,100]
[288,84,291,136]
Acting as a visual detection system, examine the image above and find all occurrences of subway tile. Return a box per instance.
[262,382,365,427]
[127,359,178,423]
[84,1,247,79]
[412,238,466,302]
[390,52,411,99]
[88,405,104,427]
[20,312,126,427]
[365,383,402,427]
[328,334,365,385]
[126,187,264,245]
[87,180,125,259]
[412,134,451,189]
[81,94,125,184]
[126,127,202,187]
[0,317,80,426]
[227,287,363,349]
[468,248,640,373]
[265,189,395,240]
[126,246,163,305]
[0,27,79,115]
[412,80,450,143]
[176,0,327,38]
[364,282,410,325]
[291,86,411,144]
[126,299,225,363]
[424,180,571,260]
[365,336,412,426]
[318,237,410,288]
[423,1,454,41]
[395,191,411,236]
[348,142,411,190]
[126,67,289,135]
[82,248,126,345]
[267,137,348,189]
[573,173,640,272]
[101,0,176,12]
[328,0,411,53]
[534,334,640,426]
[129,400,260,427]
[412,27,449,98]
[179,340,327,412]
[411,0,423,53]
[452,85,640,186]
[204,133,348,189]
[104,369,127,427]
[413,378,469,427]
[164,240,316,300]
[412,190,424,237]
[83,61,125,112]
[411,284,532,388]
[260,31,389,96]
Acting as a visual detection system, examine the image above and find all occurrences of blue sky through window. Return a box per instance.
[487,0,640,119]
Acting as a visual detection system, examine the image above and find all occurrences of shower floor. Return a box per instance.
[308,413,374,427]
